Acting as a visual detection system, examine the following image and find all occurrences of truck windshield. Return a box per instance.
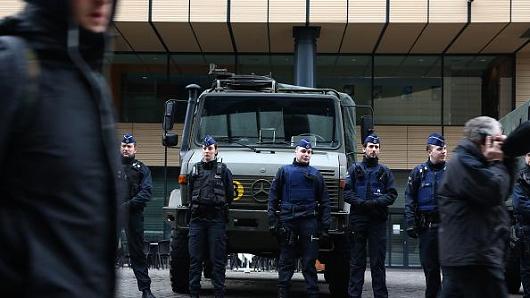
[196,95,340,149]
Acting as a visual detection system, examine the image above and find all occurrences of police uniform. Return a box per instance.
[188,136,234,298]
[513,164,530,298]
[344,134,397,298]
[268,139,331,298]
[404,133,446,298]
[120,134,155,298]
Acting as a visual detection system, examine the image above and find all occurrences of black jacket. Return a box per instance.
[0,2,119,297]
[438,138,514,269]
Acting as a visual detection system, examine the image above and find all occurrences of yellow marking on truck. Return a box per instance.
[233,180,244,201]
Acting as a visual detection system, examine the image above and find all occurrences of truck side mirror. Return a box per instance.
[163,132,179,147]
[360,115,374,145]
[163,99,177,132]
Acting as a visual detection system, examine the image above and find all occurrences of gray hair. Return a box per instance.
[463,116,502,142]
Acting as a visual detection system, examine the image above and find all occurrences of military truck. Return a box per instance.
[162,72,370,297]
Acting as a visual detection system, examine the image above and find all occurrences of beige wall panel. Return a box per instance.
[269,23,301,53]
[446,23,505,53]
[232,23,268,52]
[516,53,530,107]
[117,123,182,167]
[374,126,408,169]
[269,0,306,23]
[483,23,530,53]
[310,0,347,23]
[390,0,428,23]
[513,0,530,22]
[442,126,462,160]
[315,24,346,53]
[472,0,510,23]
[0,0,24,18]
[341,24,384,53]
[231,0,267,23]
[410,23,464,53]
[152,0,188,22]
[115,22,165,51]
[376,24,424,53]
[153,23,201,52]
[115,0,148,22]
[193,23,232,52]
[429,0,467,23]
[190,0,226,22]
[349,0,386,23]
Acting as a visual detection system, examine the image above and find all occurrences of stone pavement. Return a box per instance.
[116,267,524,298]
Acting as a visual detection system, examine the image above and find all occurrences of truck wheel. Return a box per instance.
[170,228,190,293]
[324,236,350,298]
[505,241,521,294]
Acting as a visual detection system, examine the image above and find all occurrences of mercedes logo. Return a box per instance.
[250,179,271,203]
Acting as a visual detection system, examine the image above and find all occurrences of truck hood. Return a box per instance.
[187,149,340,177]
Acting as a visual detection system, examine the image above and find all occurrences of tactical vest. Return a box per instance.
[280,164,318,213]
[191,161,226,206]
[123,160,142,199]
[353,163,386,201]
[417,163,445,212]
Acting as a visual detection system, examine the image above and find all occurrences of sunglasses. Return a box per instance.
[300,148,313,154]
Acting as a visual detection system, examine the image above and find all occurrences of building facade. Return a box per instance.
[3,0,530,267]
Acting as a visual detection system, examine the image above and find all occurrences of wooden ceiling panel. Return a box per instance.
[0,0,23,18]
[231,23,268,53]
[115,0,148,22]
[315,24,346,53]
[483,23,530,53]
[310,0,347,24]
[447,23,506,53]
[153,23,200,52]
[151,0,188,22]
[410,23,465,53]
[341,24,385,53]
[231,0,267,23]
[269,23,301,53]
[114,22,164,52]
[192,23,232,52]
[376,24,424,53]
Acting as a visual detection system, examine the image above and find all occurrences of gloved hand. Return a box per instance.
[406,226,418,239]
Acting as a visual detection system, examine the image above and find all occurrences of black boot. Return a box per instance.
[142,288,156,298]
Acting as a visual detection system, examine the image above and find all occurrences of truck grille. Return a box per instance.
[231,170,339,210]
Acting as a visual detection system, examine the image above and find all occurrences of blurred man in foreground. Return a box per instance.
[0,1,119,297]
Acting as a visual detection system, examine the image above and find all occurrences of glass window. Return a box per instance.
[196,95,340,149]
[110,54,168,123]
[443,55,513,125]
[317,55,372,119]
[238,54,294,84]
[374,56,442,125]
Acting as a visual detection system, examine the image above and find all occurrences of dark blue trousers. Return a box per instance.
[348,220,388,298]
[520,227,530,298]
[419,227,441,298]
[278,217,319,297]
[125,211,151,291]
[188,218,226,297]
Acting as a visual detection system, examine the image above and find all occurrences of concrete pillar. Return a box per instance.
[293,26,320,87]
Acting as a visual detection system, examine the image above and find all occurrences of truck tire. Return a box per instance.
[324,235,350,298]
[170,228,190,293]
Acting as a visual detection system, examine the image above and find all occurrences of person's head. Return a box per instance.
[202,135,218,162]
[426,133,447,164]
[362,134,380,159]
[120,133,137,159]
[525,152,530,166]
[294,139,313,164]
[463,116,503,146]
[72,0,113,33]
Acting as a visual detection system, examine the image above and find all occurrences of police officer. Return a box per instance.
[188,135,234,298]
[268,138,331,298]
[120,133,156,298]
[513,152,530,298]
[345,133,397,298]
[404,133,447,298]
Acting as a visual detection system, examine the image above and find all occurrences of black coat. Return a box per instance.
[438,138,514,269]
[0,2,119,297]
